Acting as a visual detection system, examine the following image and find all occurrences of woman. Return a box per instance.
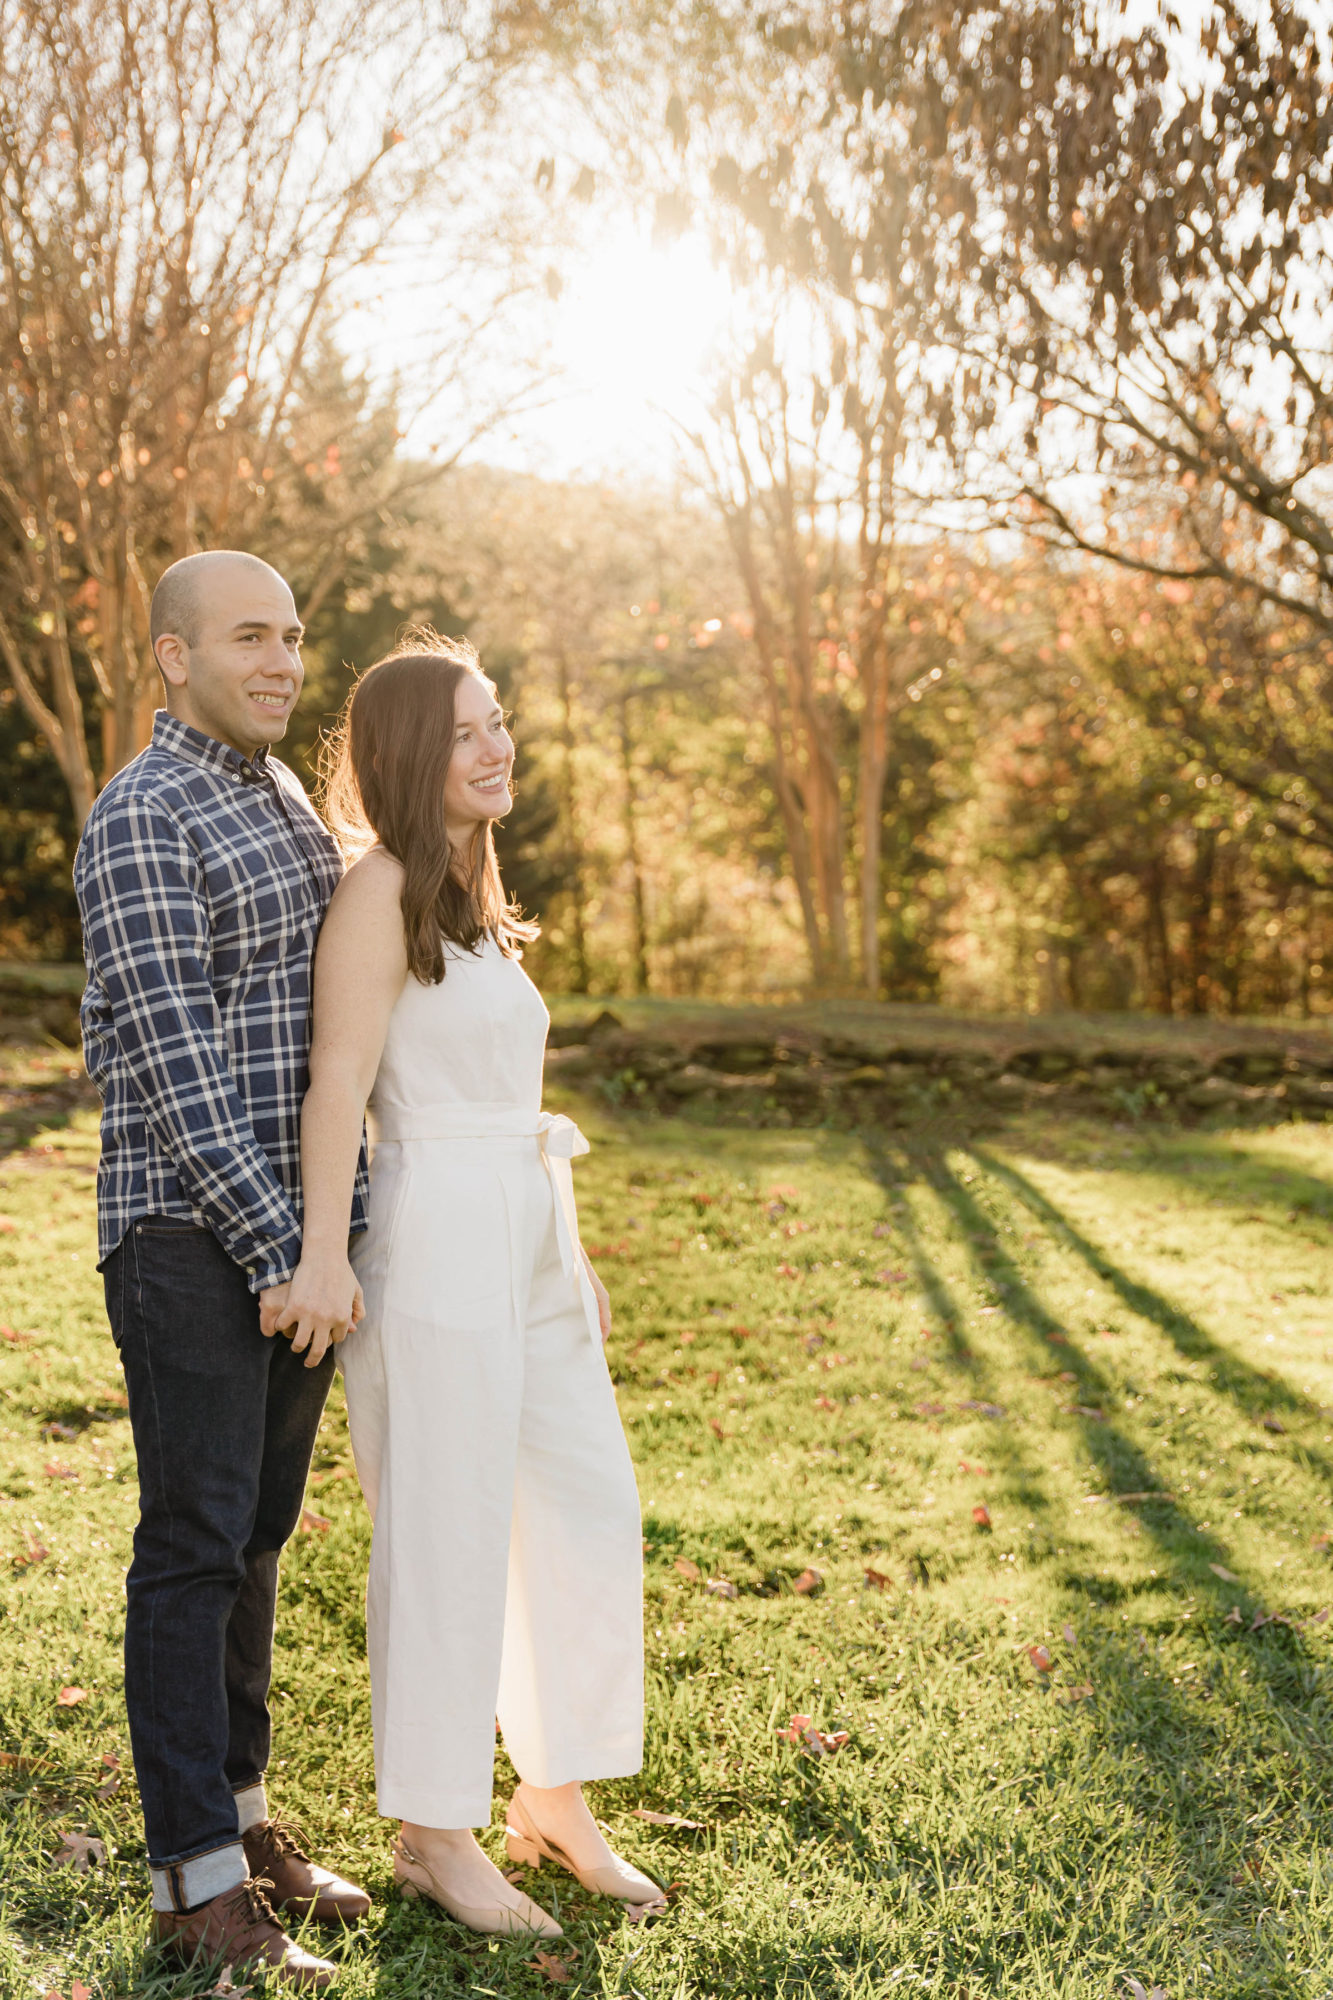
[275,635,655,1938]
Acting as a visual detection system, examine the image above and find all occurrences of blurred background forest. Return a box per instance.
[4,0,1333,1018]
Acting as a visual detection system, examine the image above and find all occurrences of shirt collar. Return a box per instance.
[151,709,274,784]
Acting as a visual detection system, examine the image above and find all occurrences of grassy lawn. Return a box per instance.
[4,1044,1333,1996]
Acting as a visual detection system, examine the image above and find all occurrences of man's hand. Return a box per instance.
[273,1254,365,1369]
[259,1282,290,1339]
[582,1251,612,1345]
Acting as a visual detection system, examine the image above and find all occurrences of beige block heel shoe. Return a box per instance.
[505,1789,663,1905]
[393,1834,563,1938]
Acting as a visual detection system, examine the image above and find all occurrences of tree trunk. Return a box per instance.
[1142,856,1175,1013]
[855,614,892,998]
[1186,826,1217,1014]
[616,690,650,996]
[554,651,591,994]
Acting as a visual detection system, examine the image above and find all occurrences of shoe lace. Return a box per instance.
[224,1877,281,1931]
[259,1817,314,1864]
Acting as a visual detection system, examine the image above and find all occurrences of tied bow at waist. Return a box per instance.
[369,1104,599,1339]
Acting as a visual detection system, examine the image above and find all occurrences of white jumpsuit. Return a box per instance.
[341,939,644,1828]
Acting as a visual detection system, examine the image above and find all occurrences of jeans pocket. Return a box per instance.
[130,1222,250,1379]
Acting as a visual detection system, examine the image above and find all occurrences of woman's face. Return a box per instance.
[442,673,514,840]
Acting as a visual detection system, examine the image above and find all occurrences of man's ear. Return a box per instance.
[154,633,189,688]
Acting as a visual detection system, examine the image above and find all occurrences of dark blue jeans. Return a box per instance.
[104,1218,333,1870]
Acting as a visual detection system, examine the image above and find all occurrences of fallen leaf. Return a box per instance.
[1060,1682,1094,1702]
[678,1330,696,1345]
[915,1400,947,1416]
[814,1395,837,1412]
[1062,1403,1105,1421]
[526,1949,576,1983]
[876,1268,908,1285]
[42,1422,77,1440]
[56,1686,88,1707]
[1313,1607,1330,1623]
[778,1712,849,1755]
[43,1462,76,1480]
[201,1973,253,1998]
[705,1577,737,1598]
[298,1508,330,1535]
[863,1567,892,1591]
[504,1867,527,1884]
[958,1400,1006,1418]
[1225,1606,1243,1624]
[972,1505,992,1528]
[802,1332,825,1354]
[624,1895,669,1923]
[872,1222,893,1237]
[1027,1645,1053,1672]
[1261,1415,1286,1434]
[632,1808,704,1829]
[51,1830,105,1872]
[14,1531,49,1569]
[708,1419,727,1441]
[1062,1623,1077,1645]
[1209,1563,1240,1583]
[0,1325,32,1346]
[777,1263,801,1279]
[94,1752,120,1798]
[673,1558,701,1583]
[792,1567,823,1596]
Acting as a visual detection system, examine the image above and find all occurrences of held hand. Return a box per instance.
[274,1254,361,1370]
[582,1251,612,1345]
[258,1283,290,1339]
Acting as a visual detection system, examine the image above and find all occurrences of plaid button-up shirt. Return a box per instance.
[74,711,369,1293]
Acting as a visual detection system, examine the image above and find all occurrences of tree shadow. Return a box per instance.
[971,1145,1331,1446]
[0,1065,96,1164]
[852,1127,1333,1908]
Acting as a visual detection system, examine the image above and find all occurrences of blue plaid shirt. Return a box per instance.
[74,711,369,1293]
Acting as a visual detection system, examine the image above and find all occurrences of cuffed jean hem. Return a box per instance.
[233,1779,269,1834]
[150,1839,248,1914]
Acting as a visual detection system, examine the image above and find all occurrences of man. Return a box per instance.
[74,551,371,1989]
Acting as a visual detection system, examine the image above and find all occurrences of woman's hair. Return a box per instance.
[320,629,538,985]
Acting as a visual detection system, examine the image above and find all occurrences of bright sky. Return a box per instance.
[491,223,738,476]
[371,215,741,480]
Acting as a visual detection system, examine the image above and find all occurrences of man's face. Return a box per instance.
[157,561,305,756]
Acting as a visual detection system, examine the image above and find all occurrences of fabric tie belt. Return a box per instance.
[369,1104,599,1340]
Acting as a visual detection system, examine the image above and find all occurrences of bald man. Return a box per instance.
[74,552,371,1987]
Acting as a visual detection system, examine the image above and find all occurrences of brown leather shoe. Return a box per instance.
[154,1876,336,1989]
[243,1817,372,1925]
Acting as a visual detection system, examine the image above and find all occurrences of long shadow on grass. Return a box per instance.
[0,1072,96,1164]
[852,1136,1328,1960]
[971,1147,1332,1453]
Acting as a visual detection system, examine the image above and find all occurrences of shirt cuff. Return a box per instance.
[247,1244,300,1295]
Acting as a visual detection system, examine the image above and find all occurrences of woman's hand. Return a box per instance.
[272,1253,365,1369]
[582,1250,612,1345]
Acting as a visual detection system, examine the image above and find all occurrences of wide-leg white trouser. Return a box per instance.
[342,1135,644,1828]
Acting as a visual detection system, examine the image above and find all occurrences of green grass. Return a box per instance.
[4,1062,1333,1996]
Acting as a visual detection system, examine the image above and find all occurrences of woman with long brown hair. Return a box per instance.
[271,634,655,1937]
